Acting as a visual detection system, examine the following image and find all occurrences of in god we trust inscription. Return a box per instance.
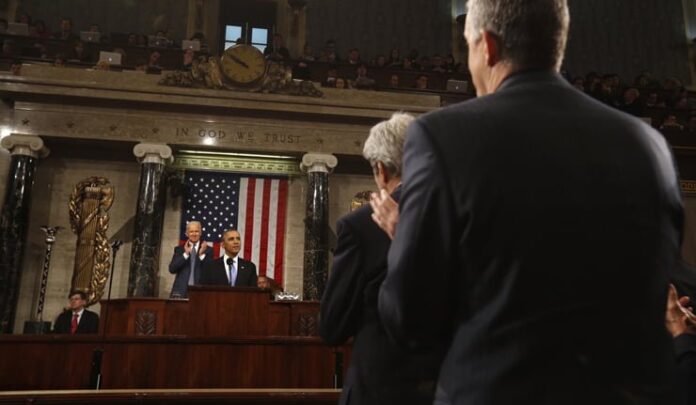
[175,127,302,145]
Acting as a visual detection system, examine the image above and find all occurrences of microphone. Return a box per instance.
[226,258,234,266]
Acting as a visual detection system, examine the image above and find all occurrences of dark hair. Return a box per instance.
[69,290,87,300]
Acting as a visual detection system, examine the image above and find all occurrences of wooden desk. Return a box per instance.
[100,287,320,337]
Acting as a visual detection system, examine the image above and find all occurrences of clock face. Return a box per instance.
[220,44,267,85]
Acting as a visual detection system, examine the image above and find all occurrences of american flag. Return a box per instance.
[179,170,289,285]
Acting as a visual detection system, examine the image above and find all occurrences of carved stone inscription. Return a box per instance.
[175,127,302,145]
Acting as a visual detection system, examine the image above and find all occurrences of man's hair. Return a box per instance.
[186,221,202,231]
[465,0,569,70]
[222,228,239,238]
[68,290,87,300]
[362,112,414,178]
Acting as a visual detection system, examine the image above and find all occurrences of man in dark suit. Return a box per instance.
[200,229,257,287]
[53,290,99,334]
[320,113,443,405]
[371,0,683,403]
[168,221,213,298]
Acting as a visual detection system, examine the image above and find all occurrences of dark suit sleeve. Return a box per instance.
[199,259,213,285]
[675,333,696,404]
[82,311,99,334]
[250,262,258,287]
[378,120,458,348]
[53,312,70,334]
[168,246,187,274]
[320,218,364,346]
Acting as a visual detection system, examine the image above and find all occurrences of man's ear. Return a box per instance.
[482,31,502,67]
[376,161,390,184]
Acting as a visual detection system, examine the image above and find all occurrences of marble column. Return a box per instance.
[127,143,172,297]
[300,153,338,300]
[0,135,49,333]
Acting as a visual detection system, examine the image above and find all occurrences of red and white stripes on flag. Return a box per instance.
[181,171,289,286]
[236,177,288,284]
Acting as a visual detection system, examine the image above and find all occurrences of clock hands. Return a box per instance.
[227,53,250,69]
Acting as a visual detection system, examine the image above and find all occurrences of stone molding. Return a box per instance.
[300,153,338,174]
[0,134,49,159]
[133,143,173,165]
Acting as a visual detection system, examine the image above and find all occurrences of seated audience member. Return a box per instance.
[322,66,338,87]
[181,48,195,70]
[136,34,148,47]
[16,12,31,26]
[2,40,16,57]
[320,112,444,405]
[401,57,415,70]
[618,87,644,117]
[190,32,209,52]
[664,77,683,91]
[387,48,401,67]
[94,60,110,71]
[0,19,7,33]
[374,54,387,68]
[661,114,684,131]
[645,91,665,108]
[69,40,92,62]
[53,54,66,67]
[257,275,283,297]
[430,54,446,73]
[55,17,77,41]
[53,290,99,334]
[10,60,21,75]
[389,74,400,88]
[347,47,361,65]
[293,44,314,80]
[335,77,348,89]
[674,96,690,110]
[415,74,429,90]
[32,20,51,39]
[127,33,138,46]
[264,33,291,61]
[200,229,258,287]
[319,39,340,63]
[666,284,696,405]
[353,63,376,90]
[147,50,162,69]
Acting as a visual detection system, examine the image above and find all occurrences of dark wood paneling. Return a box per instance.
[0,336,341,390]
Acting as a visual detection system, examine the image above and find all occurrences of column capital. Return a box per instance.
[1,134,49,159]
[300,153,337,174]
[133,143,173,165]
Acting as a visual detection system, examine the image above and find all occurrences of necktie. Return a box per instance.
[188,243,197,285]
[70,313,78,334]
[227,258,236,286]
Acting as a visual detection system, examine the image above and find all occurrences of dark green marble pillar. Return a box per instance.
[127,143,171,297]
[300,153,337,300]
[0,135,48,333]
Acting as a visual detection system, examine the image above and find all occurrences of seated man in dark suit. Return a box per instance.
[320,112,444,405]
[53,290,99,334]
[200,229,257,287]
[168,221,213,298]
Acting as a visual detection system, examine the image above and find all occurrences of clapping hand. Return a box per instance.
[666,284,696,338]
[198,241,207,256]
[370,189,399,240]
[184,240,193,255]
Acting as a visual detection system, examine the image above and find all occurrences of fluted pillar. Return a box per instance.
[0,135,49,333]
[127,143,171,297]
[300,153,337,300]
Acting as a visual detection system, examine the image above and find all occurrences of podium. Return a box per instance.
[100,286,321,338]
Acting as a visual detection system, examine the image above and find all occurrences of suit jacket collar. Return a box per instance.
[497,69,570,93]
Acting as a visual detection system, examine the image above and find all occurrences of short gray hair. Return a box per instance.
[362,112,414,178]
[466,0,569,70]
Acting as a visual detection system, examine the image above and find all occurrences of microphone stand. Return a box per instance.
[89,239,122,390]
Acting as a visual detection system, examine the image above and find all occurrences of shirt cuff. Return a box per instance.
[183,252,190,259]
[199,253,206,260]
